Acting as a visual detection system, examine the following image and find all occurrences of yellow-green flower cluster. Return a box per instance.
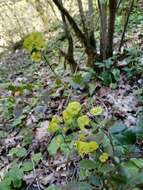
[24,32,46,62]
[63,101,81,124]
[31,51,42,62]
[48,115,61,133]
[55,136,62,145]
[99,153,109,163]
[77,115,90,129]
[90,106,103,116]
[79,133,86,141]
[24,32,45,52]
[75,140,99,156]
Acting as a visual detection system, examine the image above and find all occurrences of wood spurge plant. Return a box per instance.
[0,1,143,190]
[46,101,143,189]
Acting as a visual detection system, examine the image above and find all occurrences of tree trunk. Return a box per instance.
[87,0,96,50]
[98,0,108,60]
[59,0,77,72]
[106,0,117,58]
[52,0,97,67]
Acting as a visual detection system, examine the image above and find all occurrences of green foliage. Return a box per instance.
[45,101,143,189]
[122,48,143,78]
[0,163,24,189]
[0,152,42,190]
[21,162,33,172]
[9,147,27,158]
[46,185,61,190]
[2,97,15,119]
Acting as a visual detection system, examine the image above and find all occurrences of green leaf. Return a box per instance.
[80,160,96,169]
[32,153,42,164]
[9,147,27,158]
[120,162,139,179]
[82,69,95,83]
[98,164,115,174]
[13,177,22,188]
[22,162,33,172]
[5,163,24,188]
[72,74,83,84]
[48,138,60,156]
[88,83,97,96]
[100,71,112,86]
[89,175,101,187]
[46,185,61,190]
[137,115,143,128]
[0,182,11,190]
[114,129,136,145]
[131,158,143,169]
[77,182,92,190]
[112,68,120,81]
[65,182,92,190]
[110,83,117,89]
[60,143,70,155]
[16,147,27,158]
[110,123,127,134]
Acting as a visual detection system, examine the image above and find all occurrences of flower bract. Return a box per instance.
[75,140,99,156]
[99,153,109,163]
[90,106,103,116]
[31,51,42,62]
[77,115,90,129]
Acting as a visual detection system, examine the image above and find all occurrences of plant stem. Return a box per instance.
[42,54,59,79]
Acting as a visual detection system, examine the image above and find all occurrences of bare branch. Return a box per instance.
[98,0,108,59]
[118,0,134,52]
[87,0,96,49]
[52,0,87,47]
[76,0,88,35]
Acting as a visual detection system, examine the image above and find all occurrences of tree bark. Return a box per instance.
[52,0,97,66]
[106,0,117,58]
[98,0,108,60]
[59,0,77,72]
[118,0,134,52]
[87,0,96,50]
[77,0,88,35]
[52,0,87,47]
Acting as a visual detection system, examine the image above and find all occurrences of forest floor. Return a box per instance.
[0,12,143,190]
